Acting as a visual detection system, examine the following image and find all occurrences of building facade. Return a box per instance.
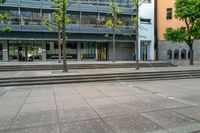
[139,0,155,61]
[156,0,200,62]
[0,0,154,62]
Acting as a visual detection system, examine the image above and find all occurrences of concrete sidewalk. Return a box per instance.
[0,79,200,133]
[0,65,200,79]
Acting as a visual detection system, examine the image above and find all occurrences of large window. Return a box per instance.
[32,11,41,25]
[118,15,132,27]
[21,11,32,25]
[81,42,96,59]
[10,10,20,24]
[70,14,79,25]
[81,14,97,27]
[66,42,77,59]
[47,41,77,59]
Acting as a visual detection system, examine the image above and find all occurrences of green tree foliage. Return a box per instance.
[164,0,200,65]
[105,0,123,62]
[49,0,70,72]
[0,0,11,33]
[44,0,70,64]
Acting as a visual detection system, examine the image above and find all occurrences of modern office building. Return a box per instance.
[0,0,155,62]
[156,0,200,62]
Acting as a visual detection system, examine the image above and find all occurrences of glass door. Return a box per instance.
[0,43,2,61]
[18,45,26,61]
[96,43,107,61]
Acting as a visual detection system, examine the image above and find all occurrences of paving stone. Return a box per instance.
[179,96,200,106]
[86,97,117,106]
[58,107,99,123]
[126,98,165,113]
[2,124,60,133]
[80,92,107,99]
[20,102,56,113]
[92,104,134,117]
[104,113,163,133]
[55,94,83,101]
[57,100,89,110]
[25,96,55,103]
[60,119,114,133]
[10,111,58,129]
[0,115,15,131]
[167,123,200,133]
[142,110,196,128]
[111,95,139,103]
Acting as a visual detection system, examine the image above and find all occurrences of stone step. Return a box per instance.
[0,70,199,87]
[0,63,176,71]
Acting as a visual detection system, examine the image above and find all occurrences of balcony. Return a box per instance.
[0,24,135,35]
[2,0,135,14]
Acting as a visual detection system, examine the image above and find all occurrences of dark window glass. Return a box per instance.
[140,18,151,24]
[167,49,172,59]
[54,43,58,49]
[174,49,179,59]
[46,43,50,51]
[181,49,186,59]
[0,42,3,60]
[167,8,173,20]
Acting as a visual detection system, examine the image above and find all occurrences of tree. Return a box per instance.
[44,1,63,64]
[105,0,122,63]
[132,0,146,70]
[0,0,11,33]
[164,0,200,65]
[50,0,70,72]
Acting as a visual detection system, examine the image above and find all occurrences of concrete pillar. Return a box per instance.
[42,42,47,61]
[77,42,81,61]
[3,41,8,62]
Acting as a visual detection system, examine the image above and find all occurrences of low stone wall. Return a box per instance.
[158,40,200,61]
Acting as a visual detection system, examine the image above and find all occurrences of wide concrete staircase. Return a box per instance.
[0,62,175,71]
[0,70,200,87]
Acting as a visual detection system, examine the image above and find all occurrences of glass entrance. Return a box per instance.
[140,41,151,61]
[9,41,42,61]
[96,43,107,61]
[17,45,34,61]
[0,42,3,61]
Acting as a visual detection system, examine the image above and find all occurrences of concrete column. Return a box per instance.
[172,49,174,61]
[42,42,47,61]
[77,42,81,61]
[3,41,8,62]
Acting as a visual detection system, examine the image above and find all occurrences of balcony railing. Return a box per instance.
[0,24,135,35]
[2,0,135,14]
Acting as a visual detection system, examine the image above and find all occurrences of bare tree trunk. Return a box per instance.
[113,29,116,63]
[58,27,62,63]
[62,0,68,72]
[135,4,139,70]
[189,46,194,65]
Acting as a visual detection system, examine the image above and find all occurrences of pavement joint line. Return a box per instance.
[52,85,62,133]
[71,84,117,133]
[131,85,159,94]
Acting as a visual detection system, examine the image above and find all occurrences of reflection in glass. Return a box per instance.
[81,42,96,59]
[8,41,42,61]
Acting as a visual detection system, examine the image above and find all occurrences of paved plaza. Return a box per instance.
[0,78,200,133]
